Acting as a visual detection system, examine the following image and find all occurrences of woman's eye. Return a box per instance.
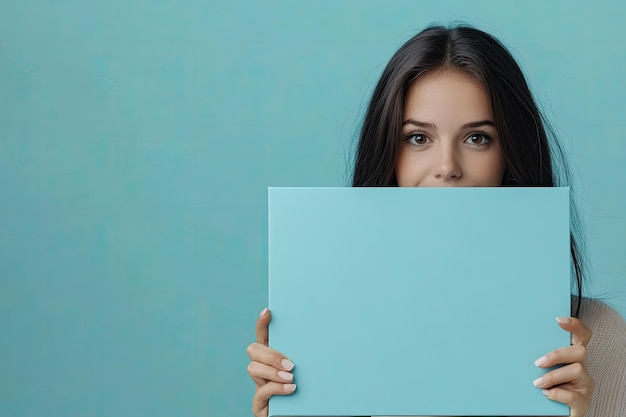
[405,133,431,146]
[465,133,490,146]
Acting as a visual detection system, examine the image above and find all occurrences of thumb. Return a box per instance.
[557,316,592,346]
[256,308,272,346]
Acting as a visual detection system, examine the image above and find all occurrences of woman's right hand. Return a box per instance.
[246,308,296,417]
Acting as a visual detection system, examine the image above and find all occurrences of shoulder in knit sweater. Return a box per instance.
[577,297,626,417]
[578,296,626,350]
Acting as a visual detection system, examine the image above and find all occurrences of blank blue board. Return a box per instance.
[268,187,570,417]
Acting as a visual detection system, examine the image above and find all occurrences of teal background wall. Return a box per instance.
[1,1,624,416]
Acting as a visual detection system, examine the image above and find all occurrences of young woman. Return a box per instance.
[246,25,626,417]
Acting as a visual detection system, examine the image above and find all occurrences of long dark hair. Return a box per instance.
[352,25,585,316]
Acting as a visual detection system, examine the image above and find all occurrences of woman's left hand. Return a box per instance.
[533,317,594,417]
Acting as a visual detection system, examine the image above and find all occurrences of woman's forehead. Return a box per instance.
[403,70,494,124]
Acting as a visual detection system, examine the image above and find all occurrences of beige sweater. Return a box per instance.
[578,297,626,417]
[375,298,626,417]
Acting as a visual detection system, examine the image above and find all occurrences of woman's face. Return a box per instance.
[396,70,506,187]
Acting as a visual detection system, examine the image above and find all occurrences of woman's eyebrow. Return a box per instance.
[402,119,496,129]
[461,120,496,129]
[402,119,436,129]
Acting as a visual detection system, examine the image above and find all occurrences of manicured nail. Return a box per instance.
[533,377,544,387]
[259,308,268,318]
[283,383,296,392]
[556,317,570,324]
[281,359,295,371]
[534,356,548,367]
[542,389,550,397]
[278,371,293,381]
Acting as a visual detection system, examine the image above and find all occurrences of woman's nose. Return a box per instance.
[433,144,462,181]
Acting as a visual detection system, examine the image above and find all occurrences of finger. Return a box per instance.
[247,342,295,371]
[556,317,592,346]
[535,344,587,368]
[533,362,590,389]
[247,360,295,385]
[542,386,590,416]
[252,382,296,417]
[254,404,268,417]
[251,375,266,388]
[256,308,271,345]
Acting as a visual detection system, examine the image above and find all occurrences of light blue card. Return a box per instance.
[268,187,571,417]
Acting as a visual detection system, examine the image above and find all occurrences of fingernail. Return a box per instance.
[533,377,544,387]
[542,389,550,397]
[283,383,296,392]
[259,308,268,318]
[534,356,548,367]
[556,317,570,324]
[281,359,295,371]
[278,371,293,381]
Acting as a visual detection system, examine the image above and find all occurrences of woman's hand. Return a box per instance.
[533,317,594,417]
[246,308,296,417]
